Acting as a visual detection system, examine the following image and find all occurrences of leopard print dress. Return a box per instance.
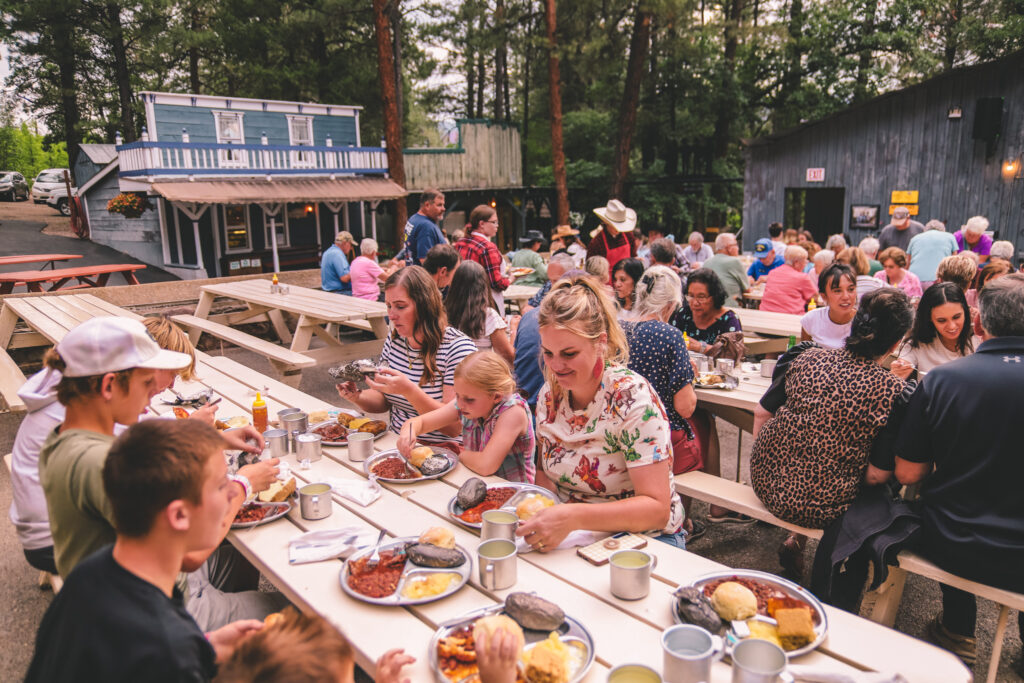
[750,346,906,528]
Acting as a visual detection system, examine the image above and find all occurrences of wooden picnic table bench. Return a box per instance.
[0,254,83,270]
[729,306,803,339]
[0,263,146,294]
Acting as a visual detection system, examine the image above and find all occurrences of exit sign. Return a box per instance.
[806,168,825,182]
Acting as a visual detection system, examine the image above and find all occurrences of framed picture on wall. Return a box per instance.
[850,204,880,230]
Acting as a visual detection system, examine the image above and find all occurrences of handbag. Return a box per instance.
[704,331,745,363]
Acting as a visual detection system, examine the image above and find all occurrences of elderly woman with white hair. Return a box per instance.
[989,240,1015,264]
[809,248,835,289]
[858,237,883,276]
[349,237,404,301]
[826,234,848,256]
[681,231,713,270]
[954,216,992,265]
[759,245,817,314]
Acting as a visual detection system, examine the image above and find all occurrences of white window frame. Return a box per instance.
[213,111,247,167]
[222,204,252,254]
[286,115,315,168]
[264,205,291,249]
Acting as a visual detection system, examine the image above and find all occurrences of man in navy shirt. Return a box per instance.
[404,189,447,265]
[895,273,1024,667]
[320,231,354,293]
[747,238,784,284]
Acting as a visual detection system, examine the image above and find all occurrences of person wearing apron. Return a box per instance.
[588,199,639,277]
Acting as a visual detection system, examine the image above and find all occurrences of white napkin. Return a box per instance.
[323,476,381,507]
[288,527,382,564]
[787,666,909,683]
[516,530,607,554]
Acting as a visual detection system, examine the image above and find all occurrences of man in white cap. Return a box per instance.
[587,199,639,273]
[38,317,287,628]
[878,206,925,253]
[321,230,355,294]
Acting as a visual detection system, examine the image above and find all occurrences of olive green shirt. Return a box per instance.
[39,428,117,578]
[704,254,750,308]
[510,249,547,287]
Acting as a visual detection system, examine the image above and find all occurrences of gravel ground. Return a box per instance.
[0,314,1020,681]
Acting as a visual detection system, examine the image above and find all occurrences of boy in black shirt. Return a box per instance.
[26,420,263,682]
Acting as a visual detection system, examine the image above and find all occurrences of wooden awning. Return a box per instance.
[150,177,406,204]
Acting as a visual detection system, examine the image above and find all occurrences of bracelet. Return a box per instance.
[228,473,253,500]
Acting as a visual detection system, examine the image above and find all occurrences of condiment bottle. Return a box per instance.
[252,392,268,433]
[683,331,690,349]
[272,273,279,286]
[807,296,817,311]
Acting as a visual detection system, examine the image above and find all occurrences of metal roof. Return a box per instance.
[150,177,407,204]
[78,144,118,165]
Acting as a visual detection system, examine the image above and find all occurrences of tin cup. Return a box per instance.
[263,429,289,459]
[730,639,794,683]
[280,411,309,452]
[690,352,710,374]
[480,509,518,542]
[299,482,332,520]
[661,624,724,683]
[295,432,322,469]
[278,407,303,422]
[347,432,374,462]
[715,357,736,378]
[477,539,517,590]
[760,359,777,378]
[607,664,663,682]
[609,549,658,600]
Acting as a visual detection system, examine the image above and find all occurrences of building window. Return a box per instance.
[287,115,314,168]
[264,206,290,248]
[223,204,251,252]
[213,111,247,167]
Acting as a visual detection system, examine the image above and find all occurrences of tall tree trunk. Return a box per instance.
[52,19,80,165]
[777,0,803,128]
[476,51,485,118]
[942,0,963,70]
[544,0,569,224]
[391,1,404,127]
[713,0,743,157]
[373,0,407,231]
[610,6,652,199]
[106,2,136,141]
[853,0,877,102]
[466,44,476,117]
[494,0,506,120]
[522,40,530,184]
[189,6,201,93]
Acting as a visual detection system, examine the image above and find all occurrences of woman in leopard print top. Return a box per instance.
[750,289,915,572]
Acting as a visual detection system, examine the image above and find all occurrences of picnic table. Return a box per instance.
[0,254,83,270]
[504,283,540,311]
[140,356,969,683]
[186,279,389,368]
[0,263,146,294]
[729,307,803,339]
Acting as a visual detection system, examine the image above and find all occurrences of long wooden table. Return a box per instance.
[0,254,83,270]
[192,279,389,367]
[729,307,803,339]
[0,293,969,681]
[504,283,540,311]
[140,356,968,683]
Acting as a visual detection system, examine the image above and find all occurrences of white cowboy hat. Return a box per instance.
[593,199,637,233]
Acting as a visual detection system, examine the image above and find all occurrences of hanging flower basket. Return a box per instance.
[107,192,152,219]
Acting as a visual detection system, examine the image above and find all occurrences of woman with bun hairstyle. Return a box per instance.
[750,288,915,575]
[396,351,535,482]
[337,266,477,444]
[516,275,686,551]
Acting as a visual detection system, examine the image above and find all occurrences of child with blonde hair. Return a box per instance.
[397,351,535,482]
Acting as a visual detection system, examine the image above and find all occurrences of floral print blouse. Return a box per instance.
[535,365,684,534]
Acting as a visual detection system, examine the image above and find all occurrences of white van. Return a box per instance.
[31,169,74,203]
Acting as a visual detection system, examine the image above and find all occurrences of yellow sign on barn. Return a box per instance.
[891,190,919,204]
[888,205,920,216]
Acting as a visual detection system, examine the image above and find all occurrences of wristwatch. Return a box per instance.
[228,473,253,500]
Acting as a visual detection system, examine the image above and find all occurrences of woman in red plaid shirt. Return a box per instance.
[454,205,512,309]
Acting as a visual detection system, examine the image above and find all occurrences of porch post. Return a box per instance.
[370,200,380,240]
[269,215,280,273]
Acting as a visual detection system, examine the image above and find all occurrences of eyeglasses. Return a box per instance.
[483,219,498,225]
[686,293,711,301]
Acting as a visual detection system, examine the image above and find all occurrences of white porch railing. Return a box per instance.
[116,141,388,178]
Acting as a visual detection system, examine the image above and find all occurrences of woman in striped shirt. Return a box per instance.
[337,266,477,444]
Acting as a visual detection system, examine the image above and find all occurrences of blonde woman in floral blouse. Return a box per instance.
[516,275,686,551]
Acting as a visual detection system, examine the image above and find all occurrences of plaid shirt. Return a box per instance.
[454,232,510,291]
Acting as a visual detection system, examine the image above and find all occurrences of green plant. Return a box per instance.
[106,192,151,218]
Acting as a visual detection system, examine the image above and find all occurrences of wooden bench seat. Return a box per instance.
[0,349,27,412]
[675,470,1024,683]
[3,454,62,593]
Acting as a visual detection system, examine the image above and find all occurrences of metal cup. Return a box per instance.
[480,509,518,542]
[280,411,309,452]
[347,432,374,462]
[760,359,777,378]
[662,624,724,683]
[730,639,793,683]
[295,432,322,468]
[716,357,736,377]
[477,539,517,590]
[299,482,332,520]
[609,549,658,600]
[263,429,288,459]
[607,664,663,682]
[278,407,303,422]
[690,352,710,374]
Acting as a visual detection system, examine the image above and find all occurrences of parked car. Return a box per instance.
[0,172,29,201]
[46,185,76,216]
[31,168,73,203]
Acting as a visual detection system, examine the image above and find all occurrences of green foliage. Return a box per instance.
[0,95,69,178]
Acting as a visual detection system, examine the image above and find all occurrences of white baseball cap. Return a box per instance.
[56,317,192,378]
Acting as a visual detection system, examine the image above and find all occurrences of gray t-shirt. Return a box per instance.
[704,254,750,308]
[878,220,925,252]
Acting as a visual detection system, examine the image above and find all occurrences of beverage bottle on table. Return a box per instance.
[787,334,797,349]
[252,392,268,433]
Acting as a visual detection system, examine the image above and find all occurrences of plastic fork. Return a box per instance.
[364,528,387,569]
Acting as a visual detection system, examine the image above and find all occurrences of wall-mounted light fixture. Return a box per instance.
[948,106,963,119]
[305,204,315,214]
[1002,157,1021,179]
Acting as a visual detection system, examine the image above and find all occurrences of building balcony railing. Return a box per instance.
[116,141,388,178]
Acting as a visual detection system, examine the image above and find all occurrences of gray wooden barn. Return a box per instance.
[743,50,1024,255]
